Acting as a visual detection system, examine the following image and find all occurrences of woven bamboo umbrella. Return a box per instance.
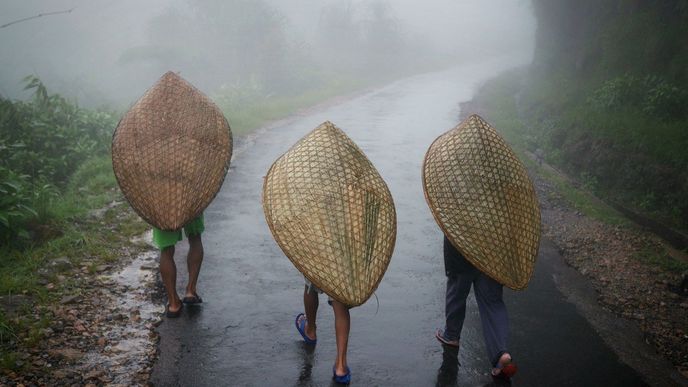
[262,121,397,307]
[422,114,541,290]
[112,71,232,231]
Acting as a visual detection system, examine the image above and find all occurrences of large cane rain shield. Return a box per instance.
[423,114,541,290]
[263,121,397,307]
[112,72,233,231]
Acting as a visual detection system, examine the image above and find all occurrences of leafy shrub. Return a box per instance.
[642,77,688,119]
[0,166,36,244]
[588,74,644,110]
[0,77,117,248]
[588,74,687,120]
[579,171,599,193]
[1,77,116,185]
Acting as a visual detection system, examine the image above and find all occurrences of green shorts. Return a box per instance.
[152,214,205,250]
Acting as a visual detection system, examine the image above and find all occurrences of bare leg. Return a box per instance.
[160,246,181,312]
[303,285,319,341]
[185,234,204,298]
[332,300,350,376]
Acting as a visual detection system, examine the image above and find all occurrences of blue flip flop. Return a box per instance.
[295,313,317,345]
[333,365,351,385]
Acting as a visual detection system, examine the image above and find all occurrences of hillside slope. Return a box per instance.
[517,0,688,230]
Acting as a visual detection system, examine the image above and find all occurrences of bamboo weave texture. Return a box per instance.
[112,72,232,231]
[263,121,396,307]
[423,114,541,290]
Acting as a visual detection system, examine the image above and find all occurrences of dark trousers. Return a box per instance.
[444,265,509,367]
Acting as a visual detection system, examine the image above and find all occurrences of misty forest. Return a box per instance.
[0,1,687,386]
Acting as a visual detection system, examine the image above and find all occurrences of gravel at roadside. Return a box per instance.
[533,169,688,379]
[0,227,163,386]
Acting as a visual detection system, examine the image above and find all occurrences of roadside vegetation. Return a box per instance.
[0,78,149,369]
[477,65,688,232]
[525,1,688,233]
[1,77,116,247]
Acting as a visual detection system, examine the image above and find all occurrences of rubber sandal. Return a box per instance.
[435,329,459,347]
[182,294,203,304]
[333,365,351,385]
[295,313,317,345]
[165,303,182,318]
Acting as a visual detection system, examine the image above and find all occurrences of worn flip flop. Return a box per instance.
[295,313,317,345]
[435,329,459,347]
[165,303,182,318]
[332,365,351,385]
[182,294,203,305]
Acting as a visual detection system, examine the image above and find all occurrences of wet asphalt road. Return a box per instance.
[150,62,647,386]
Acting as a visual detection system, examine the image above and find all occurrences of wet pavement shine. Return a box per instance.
[150,62,647,386]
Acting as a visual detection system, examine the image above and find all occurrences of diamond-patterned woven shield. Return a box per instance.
[263,121,397,307]
[422,114,540,290]
[112,72,232,231]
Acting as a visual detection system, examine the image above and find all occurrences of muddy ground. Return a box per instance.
[0,212,163,387]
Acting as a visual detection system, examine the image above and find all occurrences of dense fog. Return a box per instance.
[0,0,535,107]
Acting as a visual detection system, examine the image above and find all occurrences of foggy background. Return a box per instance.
[0,0,535,108]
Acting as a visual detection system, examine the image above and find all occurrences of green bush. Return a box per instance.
[643,77,688,119]
[0,77,117,248]
[0,166,37,244]
[0,77,116,185]
[588,74,687,120]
